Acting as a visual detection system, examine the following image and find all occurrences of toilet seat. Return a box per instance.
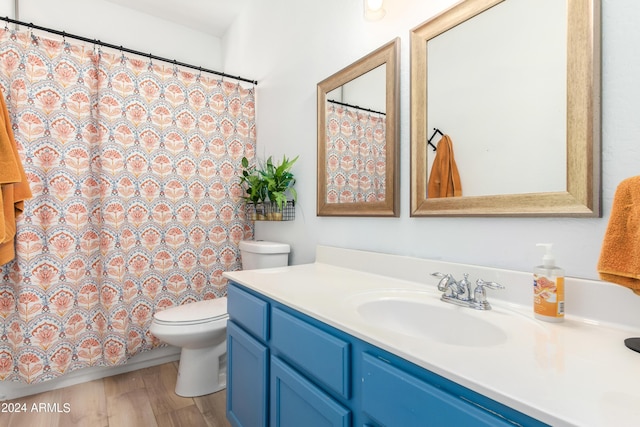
[153,297,228,326]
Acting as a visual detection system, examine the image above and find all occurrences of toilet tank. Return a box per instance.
[239,240,290,270]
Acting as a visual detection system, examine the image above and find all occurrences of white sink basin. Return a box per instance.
[346,289,516,347]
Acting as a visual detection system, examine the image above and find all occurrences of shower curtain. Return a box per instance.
[0,28,255,383]
[325,103,386,204]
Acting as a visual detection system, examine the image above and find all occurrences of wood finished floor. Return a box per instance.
[0,361,231,427]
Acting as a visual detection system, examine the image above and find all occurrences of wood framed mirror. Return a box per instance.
[410,0,601,217]
[317,38,400,217]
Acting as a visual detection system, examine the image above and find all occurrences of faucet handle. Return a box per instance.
[475,279,505,291]
[472,279,504,310]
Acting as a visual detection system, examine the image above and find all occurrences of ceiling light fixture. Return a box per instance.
[364,0,386,21]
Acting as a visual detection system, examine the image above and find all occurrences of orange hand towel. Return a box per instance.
[0,89,32,265]
[427,134,462,198]
[598,176,640,295]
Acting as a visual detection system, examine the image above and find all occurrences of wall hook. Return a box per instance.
[427,128,443,151]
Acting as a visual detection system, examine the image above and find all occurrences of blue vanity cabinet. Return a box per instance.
[226,282,548,427]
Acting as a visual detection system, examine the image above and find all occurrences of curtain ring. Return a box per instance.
[28,22,36,44]
[172,59,178,77]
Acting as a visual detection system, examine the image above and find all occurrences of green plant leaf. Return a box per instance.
[240,153,298,209]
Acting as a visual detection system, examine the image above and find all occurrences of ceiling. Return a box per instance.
[104,0,252,38]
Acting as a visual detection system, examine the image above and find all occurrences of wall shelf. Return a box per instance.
[246,201,295,221]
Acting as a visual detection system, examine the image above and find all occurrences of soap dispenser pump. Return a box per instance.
[533,243,565,322]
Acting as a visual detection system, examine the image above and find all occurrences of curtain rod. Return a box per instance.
[327,99,385,116]
[1,16,258,86]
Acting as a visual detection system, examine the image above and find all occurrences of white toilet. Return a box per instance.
[149,240,290,397]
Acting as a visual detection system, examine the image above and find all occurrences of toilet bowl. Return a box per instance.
[150,241,290,397]
[150,297,228,397]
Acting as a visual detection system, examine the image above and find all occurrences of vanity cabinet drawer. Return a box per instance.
[271,307,350,399]
[271,356,351,427]
[361,353,513,427]
[227,283,269,341]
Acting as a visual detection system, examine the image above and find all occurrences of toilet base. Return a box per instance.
[175,342,227,397]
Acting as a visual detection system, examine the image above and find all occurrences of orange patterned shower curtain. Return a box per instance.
[0,28,255,383]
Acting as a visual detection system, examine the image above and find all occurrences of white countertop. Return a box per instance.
[224,248,640,427]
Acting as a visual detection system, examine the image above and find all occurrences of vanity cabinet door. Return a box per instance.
[227,321,269,427]
[271,356,351,427]
[361,353,513,427]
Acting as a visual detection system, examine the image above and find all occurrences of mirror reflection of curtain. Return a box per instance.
[0,28,255,383]
[325,103,386,204]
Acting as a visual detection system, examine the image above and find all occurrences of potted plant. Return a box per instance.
[239,156,266,220]
[262,155,298,220]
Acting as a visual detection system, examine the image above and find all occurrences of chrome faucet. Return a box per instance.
[431,272,504,310]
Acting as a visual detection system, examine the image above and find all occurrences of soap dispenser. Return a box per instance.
[533,243,565,322]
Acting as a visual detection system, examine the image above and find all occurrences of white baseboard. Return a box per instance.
[0,346,181,401]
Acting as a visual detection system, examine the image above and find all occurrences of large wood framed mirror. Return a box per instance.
[317,38,400,216]
[410,0,601,216]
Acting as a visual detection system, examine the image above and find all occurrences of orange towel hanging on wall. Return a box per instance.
[598,175,640,295]
[427,134,462,198]
[0,89,32,265]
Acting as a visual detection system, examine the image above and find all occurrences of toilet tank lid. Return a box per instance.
[239,240,291,254]
[154,297,227,322]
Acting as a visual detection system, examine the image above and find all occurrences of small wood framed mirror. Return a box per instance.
[317,38,400,217]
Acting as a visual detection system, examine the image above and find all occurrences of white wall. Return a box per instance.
[223,0,638,282]
[0,0,223,70]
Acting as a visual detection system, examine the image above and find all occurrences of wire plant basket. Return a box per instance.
[246,200,295,221]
